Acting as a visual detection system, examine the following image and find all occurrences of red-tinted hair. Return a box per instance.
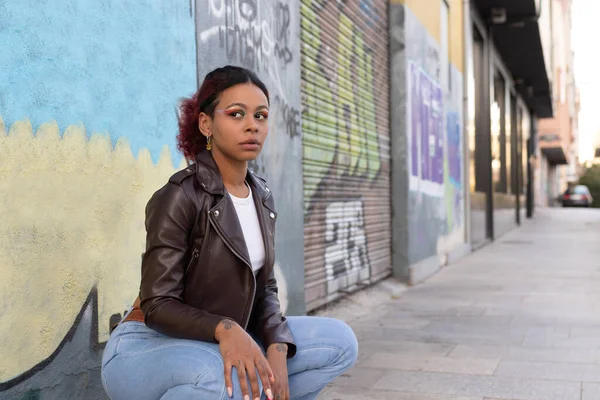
[177,65,270,159]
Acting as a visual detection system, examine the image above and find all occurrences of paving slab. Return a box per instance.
[449,343,600,364]
[321,387,484,400]
[582,382,600,400]
[374,370,580,400]
[361,353,499,375]
[494,359,600,382]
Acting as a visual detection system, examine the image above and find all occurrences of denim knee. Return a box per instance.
[333,319,359,369]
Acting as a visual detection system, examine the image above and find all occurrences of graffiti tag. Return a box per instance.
[324,200,370,279]
[205,0,294,72]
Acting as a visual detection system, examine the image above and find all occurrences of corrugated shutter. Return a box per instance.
[300,0,391,311]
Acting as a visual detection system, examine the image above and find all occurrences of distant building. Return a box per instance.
[535,0,580,206]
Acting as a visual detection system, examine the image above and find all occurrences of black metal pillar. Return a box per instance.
[527,116,537,218]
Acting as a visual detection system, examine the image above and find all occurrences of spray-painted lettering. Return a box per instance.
[204,0,293,72]
[274,2,293,64]
[274,95,301,138]
[324,200,369,279]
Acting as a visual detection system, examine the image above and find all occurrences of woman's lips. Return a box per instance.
[240,140,260,150]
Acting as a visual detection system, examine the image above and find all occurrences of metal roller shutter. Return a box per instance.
[300,0,391,310]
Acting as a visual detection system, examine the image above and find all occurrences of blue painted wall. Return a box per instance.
[0,0,196,165]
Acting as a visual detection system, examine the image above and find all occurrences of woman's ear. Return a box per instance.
[198,112,211,137]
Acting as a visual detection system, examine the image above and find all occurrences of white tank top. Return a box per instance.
[228,183,265,272]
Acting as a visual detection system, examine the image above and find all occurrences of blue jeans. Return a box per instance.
[101,316,358,400]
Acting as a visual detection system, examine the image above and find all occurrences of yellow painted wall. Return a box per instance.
[0,117,185,381]
[448,0,464,72]
[392,0,464,72]
[393,0,441,44]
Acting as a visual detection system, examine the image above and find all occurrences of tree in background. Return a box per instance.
[578,164,600,208]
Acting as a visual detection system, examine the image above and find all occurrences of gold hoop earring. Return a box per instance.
[206,135,212,151]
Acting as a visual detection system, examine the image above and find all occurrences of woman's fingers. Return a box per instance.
[223,360,233,398]
[256,358,273,399]
[224,351,274,399]
[235,360,252,400]
[246,362,261,400]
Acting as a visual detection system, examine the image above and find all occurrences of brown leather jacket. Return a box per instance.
[135,151,296,357]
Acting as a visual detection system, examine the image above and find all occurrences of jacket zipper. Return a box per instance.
[184,248,200,278]
[208,210,257,329]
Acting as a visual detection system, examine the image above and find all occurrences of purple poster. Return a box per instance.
[410,62,444,185]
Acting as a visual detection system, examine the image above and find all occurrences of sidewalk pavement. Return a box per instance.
[316,208,600,400]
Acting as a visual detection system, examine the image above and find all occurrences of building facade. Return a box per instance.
[0,0,553,397]
[464,0,553,247]
[389,0,469,284]
[536,0,580,206]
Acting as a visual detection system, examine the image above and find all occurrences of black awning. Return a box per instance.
[474,0,553,118]
[541,146,567,165]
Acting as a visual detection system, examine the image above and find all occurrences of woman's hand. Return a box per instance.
[266,343,289,400]
[215,319,275,400]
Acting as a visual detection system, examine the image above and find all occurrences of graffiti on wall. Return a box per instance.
[323,201,370,289]
[445,110,463,231]
[441,65,465,245]
[197,0,304,314]
[274,94,301,139]
[301,0,390,308]
[199,0,300,144]
[1,286,106,399]
[404,6,465,264]
[202,0,294,73]
[408,61,445,196]
[0,1,202,397]
[359,0,380,28]
[302,0,382,206]
[0,119,183,396]
[1,1,300,398]
[0,1,198,167]
[0,122,295,399]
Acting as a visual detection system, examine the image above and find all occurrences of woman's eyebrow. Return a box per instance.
[224,102,247,109]
[223,102,269,110]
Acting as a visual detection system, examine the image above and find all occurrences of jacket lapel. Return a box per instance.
[247,172,277,284]
[249,181,275,275]
[194,152,251,268]
[208,195,252,268]
[194,152,275,272]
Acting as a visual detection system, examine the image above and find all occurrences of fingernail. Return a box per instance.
[227,387,232,398]
[265,388,274,399]
[244,396,250,400]
[254,397,260,400]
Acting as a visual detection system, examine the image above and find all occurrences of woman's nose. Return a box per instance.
[245,115,258,132]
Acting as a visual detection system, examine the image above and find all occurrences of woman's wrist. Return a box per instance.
[214,318,237,342]
[267,343,288,356]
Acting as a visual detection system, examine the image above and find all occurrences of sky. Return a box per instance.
[572,0,600,161]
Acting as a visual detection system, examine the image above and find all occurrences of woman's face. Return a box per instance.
[200,83,269,163]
